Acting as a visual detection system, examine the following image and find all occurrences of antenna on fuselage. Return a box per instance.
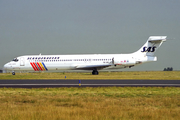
[39,53,41,55]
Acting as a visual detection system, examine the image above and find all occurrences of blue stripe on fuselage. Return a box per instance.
[42,62,48,71]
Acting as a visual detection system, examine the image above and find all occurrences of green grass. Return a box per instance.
[1,71,180,79]
[0,87,180,120]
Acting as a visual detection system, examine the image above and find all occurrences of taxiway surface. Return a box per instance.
[0,80,180,88]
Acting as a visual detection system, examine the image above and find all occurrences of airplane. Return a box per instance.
[3,36,167,75]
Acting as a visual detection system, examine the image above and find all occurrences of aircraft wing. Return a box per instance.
[75,64,112,70]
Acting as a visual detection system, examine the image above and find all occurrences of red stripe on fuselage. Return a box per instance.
[36,62,43,71]
[30,62,36,71]
[32,62,39,71]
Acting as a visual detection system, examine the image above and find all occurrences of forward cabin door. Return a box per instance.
[20,57,25,66]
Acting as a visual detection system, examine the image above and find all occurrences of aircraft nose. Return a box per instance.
[3,63,9,70]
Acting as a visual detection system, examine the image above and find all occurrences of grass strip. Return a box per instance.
[1,71,180,80]
[0,87,180,120]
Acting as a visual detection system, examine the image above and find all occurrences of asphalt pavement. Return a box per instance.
[0,79,180,88]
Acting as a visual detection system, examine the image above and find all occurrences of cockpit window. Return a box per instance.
[12,58,19,62]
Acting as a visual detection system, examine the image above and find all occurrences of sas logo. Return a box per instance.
[141,46,156,52]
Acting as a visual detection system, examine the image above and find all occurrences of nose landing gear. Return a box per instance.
[12,71,15,75]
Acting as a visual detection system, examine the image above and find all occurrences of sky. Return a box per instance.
[0,0,180,71]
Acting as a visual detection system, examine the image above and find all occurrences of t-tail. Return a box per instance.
[132,36,167,63]
[134,36,167,56]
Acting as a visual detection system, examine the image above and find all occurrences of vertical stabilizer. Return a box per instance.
[134,36,167,56]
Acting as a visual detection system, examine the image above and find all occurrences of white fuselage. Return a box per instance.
[3,36,166,75]
[3,53,155,72]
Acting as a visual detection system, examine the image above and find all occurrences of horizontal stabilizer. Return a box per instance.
[148,36,167,43]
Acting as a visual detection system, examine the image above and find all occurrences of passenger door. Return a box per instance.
[20,57,25,66]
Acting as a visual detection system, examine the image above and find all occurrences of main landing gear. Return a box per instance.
[92,69,99,75]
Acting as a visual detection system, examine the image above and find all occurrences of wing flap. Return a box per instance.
[76,64,111,70]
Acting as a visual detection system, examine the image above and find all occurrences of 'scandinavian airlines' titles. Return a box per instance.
[3,36,167,75]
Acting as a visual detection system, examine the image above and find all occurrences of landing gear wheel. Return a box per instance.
[12,72,15,75]
[92,70,99,75]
